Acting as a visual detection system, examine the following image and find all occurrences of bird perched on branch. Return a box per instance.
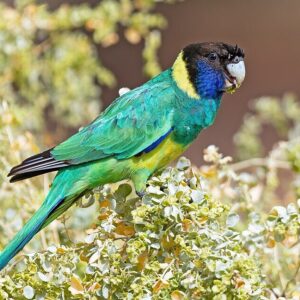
[0,42,245,270]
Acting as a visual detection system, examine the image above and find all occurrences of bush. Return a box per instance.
[0,0,172,138]
[0,95,300,298]
[0,1,299,298]
[0,158,265,299]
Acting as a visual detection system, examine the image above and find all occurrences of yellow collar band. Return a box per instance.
[172,51,200,99]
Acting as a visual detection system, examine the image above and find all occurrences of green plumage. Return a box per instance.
[52,70,174,162]
[0,42,245,271]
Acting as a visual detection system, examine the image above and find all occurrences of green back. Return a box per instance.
[52,69,222,164]
[52,70,175,163]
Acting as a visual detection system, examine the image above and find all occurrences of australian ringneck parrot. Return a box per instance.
[0,42,246,270]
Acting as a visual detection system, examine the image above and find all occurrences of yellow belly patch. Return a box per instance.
[130,135,187,172]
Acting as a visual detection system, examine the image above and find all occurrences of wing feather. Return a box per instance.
[8,70,175,182]
[52,74,175,163]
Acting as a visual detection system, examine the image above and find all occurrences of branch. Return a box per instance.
[282,259,300,297]
[230,158,291,172]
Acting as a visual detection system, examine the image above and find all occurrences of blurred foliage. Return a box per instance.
[0,4,300,296]
[0,94,300,298]
[0,0,174,141]
[0,101,49,250]
[234,93,300,160]
[0,100,103,254]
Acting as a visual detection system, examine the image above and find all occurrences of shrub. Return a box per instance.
[0,0,172,137]
[0,95,299,298]
[0,159,266,299]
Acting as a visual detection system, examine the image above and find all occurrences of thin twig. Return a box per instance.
[6,255,25,272]
[40,230,48,250]
[51,222,60,246]
[230,158,290,172]
[282,259,300,297]
[61,216,74,244]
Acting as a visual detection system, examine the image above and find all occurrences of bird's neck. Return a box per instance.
[171,51,223,145]
[174,97,221,143]
[171,51,200,100]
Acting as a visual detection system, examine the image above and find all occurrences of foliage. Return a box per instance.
[0,94,300,299]
[234,93,300,160]
[0,100,99,253]
[0,0,173,138]
[0,157,265,299]
[0,4,300,296]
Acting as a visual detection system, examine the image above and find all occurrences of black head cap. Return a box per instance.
[182,42,245,89]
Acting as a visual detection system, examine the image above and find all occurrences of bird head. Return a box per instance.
[172,42,245,99]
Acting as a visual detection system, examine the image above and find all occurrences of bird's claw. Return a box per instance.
[136,191,146,198]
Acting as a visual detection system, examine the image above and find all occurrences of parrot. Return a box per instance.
[0,42,245,270]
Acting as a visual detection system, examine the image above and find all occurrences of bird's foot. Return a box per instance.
[136,190,146,198]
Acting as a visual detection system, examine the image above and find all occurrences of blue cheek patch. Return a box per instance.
[195,61,225,99]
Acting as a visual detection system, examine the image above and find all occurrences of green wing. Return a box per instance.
[51,72,175,164]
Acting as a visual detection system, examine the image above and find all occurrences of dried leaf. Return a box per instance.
[69,276,84,295]
[88,282,101,292]
[137,251,148,271]
[182,219,192,232]
[171,290,186,300]
[153,279,169,293]
[115,222,135,236]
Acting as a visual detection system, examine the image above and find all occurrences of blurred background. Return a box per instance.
[97,0,300,163]
[0,0,299,229]
[1,2,300,296]
[2,0,300,164]
[158,0,300,161]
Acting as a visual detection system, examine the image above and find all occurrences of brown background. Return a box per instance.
[100,0,300,164]
[15,0,300,163]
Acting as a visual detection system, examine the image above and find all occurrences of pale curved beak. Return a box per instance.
[224,59,246,92]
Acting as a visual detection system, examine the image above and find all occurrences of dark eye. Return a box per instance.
[208,53,218,61]
[233,56,240,63]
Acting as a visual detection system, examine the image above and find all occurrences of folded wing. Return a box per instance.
[8,76,175,182]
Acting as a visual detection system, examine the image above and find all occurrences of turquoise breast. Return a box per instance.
[172,84,222,145]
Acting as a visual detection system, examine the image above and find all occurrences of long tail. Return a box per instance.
[0,201,60,270]
[0,170,85,271]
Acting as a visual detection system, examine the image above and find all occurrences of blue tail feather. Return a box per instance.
[0,199,63,271]
[0,165,88,271]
